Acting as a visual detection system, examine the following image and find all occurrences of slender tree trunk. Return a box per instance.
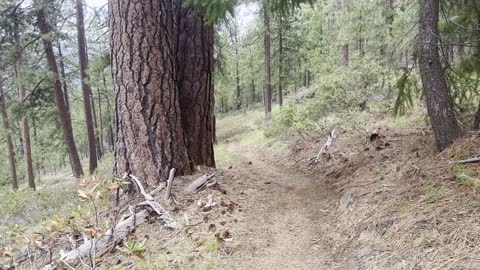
[176,1,216,167]
[90,95,103,159]
[57,42,71,113]
[251,79,256,104]
[263,3,272,120]
[235,48,241,110]
[278,17,284,107]
[97,88,105,154]
[418,0,463,150]
[14,30,35,190]
[75,0,98,174]
[110,0,192,188]
[37,6,84,178]
[0,70,19,190]
[341,44,349,67]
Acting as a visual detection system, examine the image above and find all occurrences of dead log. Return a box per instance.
[309,129,337,164]
[448,157,480,165]
[185,173,216,193]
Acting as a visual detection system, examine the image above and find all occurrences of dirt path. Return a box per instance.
[224,140,347,269]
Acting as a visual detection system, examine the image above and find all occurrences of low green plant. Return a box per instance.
[415,232,434,248]
[424,185,443,202]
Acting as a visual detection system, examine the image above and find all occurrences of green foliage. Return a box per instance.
[394,72,421,116]
[424,185,443,202]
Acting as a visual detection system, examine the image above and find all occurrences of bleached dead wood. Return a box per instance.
[310,129,337,164]
[43,175,176,268]
[129,175,153,201]
[165,168,176,201]
[185,173,216,193]
[448,157,480,165]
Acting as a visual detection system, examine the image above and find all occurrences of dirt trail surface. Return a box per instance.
[224,140,343,269]
[218,129,480,270]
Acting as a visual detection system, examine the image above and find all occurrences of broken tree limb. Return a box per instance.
[129,175,153,201]
[448,157,480,165]
[165,168,176,201]
[309,129,337,164]
[61,209,149,264]
[185,173,216,193]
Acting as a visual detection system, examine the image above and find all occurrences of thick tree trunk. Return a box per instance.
[176,1,216,167]
[263,4,272,120]
[76,0,98,174]
[37,6,84,178]
[0,70,19,190]
[110,0,192,189]
[418,0,463,150]
[14,31,35,190]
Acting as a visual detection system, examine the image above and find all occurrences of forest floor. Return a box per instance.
[2,108,480,269]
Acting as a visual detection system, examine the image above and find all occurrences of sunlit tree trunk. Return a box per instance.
[418,0,463,150]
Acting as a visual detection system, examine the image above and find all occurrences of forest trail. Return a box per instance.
[223,134,346,269]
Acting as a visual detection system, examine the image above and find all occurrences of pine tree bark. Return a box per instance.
[263,3,272,120]
[0,70,19,191]
[176,1,216,167]
[110,0,192,188]
[76,0,98,174]
[57,43,71,113]
[14,30,35,190]
[418,0,463,150]
[37,6,84,178]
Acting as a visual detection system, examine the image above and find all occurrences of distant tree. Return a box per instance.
[263,2,272,119]
[36,1,84,177]
[0,69,18,190]
[418,0,463,150]
[14,23,35,190]
[75,0,97,174]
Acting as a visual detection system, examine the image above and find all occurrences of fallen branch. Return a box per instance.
[165,168,176,201]
[309,129,337,164]
[42,175,176,268]
[185,173,216,193]
[448,157,480,165]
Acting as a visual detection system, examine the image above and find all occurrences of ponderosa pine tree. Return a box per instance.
[110,0,192,188]
[0,69,18,190]
[264,2,272,120]
[36,3,84,178]
[418,0,463,150]
[176,0,216,167]
[75,0,97,174]
[14,25,35,190]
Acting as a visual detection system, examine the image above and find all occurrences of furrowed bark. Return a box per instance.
[418,0,463,150]
[176,1,216,167]
[110,0,192,189]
